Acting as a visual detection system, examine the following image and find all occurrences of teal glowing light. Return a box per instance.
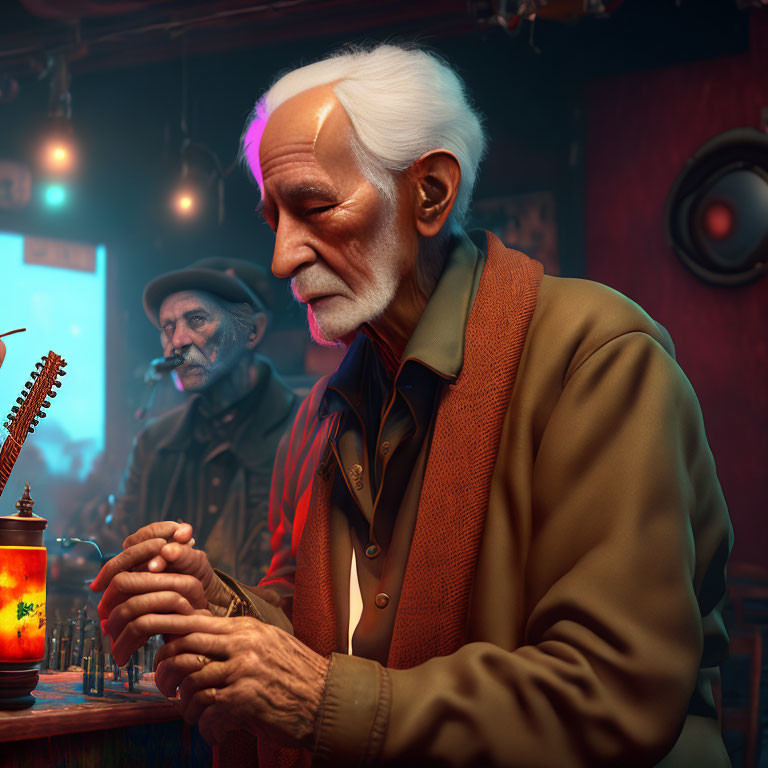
[43,184,67,208]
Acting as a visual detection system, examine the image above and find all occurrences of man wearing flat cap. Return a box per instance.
[105,257,298,585]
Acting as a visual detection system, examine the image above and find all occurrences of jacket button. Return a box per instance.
[365,543,380,559]
[374,592,389,609]
[380,441,390,456]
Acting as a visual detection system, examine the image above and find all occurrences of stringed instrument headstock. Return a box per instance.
[0,351,66,498]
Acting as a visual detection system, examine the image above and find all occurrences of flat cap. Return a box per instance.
[143,257,271,328]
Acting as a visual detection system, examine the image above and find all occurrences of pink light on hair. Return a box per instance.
[243,98,269,192]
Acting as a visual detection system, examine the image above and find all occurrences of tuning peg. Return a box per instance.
[34,362,42,370]
[37,411,46,418]
[40,356,47,362]
[27,427,34,434]
[15,397,24,405]
[24,381,33,389]
[30,419,39,427]
[11,406,19,413]
[49,391,57,398]
[60,360,67,367]
[58,370,67,377]
[53,381,61,388]
[42,401,51,408]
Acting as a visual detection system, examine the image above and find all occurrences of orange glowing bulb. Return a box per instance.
[175,192,197,216]
[42,141,75,173]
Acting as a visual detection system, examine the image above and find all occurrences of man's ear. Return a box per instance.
[409,150,462,238]
[246,312,268,349]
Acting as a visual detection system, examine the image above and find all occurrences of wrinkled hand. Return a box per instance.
[90,521,234,664]
[97,570,212,664]
[154,614,329,749]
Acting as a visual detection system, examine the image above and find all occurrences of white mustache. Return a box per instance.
[291,266,348,303]
[175,347,208,367]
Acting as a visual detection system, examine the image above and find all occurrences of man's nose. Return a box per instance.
[271,220,317,279]
[170,324,193,353]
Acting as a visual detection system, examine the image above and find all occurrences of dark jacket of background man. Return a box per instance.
[106,258,298,585]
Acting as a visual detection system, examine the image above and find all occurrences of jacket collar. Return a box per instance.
[156,354,297,469]
[318,230,484,421]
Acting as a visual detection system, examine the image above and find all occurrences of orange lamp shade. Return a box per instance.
[0,546,46,662]
[0,483,47,708]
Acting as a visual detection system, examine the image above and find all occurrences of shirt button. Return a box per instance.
[380,441,390,456]
[374,592,389,609]
[211,477,221,487]
[348,464,363,490]
[207,504,218,514]
[365,543,380,559]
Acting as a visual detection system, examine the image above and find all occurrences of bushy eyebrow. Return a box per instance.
[160,306,212,328]
[183,307,211,319]
[284,183,337,201]
[262,183,337,209]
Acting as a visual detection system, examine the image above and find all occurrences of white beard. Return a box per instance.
[292,208,401,346]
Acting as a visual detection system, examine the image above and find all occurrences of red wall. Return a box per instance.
[585,11,768,566]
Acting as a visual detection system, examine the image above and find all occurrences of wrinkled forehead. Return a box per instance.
[158,289,222,321]
[252,86,361,193]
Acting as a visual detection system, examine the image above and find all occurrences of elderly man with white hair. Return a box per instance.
[92,45,732,767]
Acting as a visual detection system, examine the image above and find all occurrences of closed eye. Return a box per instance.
[306,204,337,216]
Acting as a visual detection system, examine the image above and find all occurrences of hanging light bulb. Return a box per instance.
[167,49,230,225]
[169,141,225,223]
[37,56,78,178]
[42,141,75,175]
[172,186,199,217]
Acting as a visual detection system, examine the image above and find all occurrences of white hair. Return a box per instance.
[243,44,487,234]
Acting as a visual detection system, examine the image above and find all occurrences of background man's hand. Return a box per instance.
[153,615,329,749]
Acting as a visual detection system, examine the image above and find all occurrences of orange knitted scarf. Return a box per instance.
[262,233,543,767]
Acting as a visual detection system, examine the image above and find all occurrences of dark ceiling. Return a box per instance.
[0,0,750,83]
[1,0,481,77]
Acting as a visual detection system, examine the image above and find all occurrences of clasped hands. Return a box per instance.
[90,521,329,748]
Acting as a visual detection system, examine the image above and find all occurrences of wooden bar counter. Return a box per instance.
[0,671,212,767]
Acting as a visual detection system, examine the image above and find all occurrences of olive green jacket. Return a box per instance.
[230,271,732,767]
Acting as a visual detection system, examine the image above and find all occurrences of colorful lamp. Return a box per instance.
[0,484,47,709]
[0,347,64,708]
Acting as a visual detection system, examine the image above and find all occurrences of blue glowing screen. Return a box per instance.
[0,232,106,486]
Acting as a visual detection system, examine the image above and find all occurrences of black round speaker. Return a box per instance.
[665,127,768,286]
